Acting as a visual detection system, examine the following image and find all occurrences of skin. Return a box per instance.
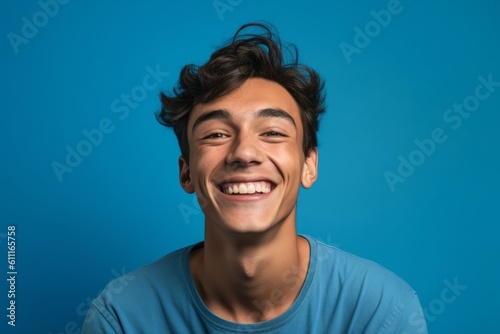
[179,78,318,323]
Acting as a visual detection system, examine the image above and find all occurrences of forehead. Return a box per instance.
[189,78,302,129]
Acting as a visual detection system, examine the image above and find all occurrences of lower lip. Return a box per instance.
[217,188,273,201]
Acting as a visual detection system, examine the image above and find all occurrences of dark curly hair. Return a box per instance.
[156,22,326,164]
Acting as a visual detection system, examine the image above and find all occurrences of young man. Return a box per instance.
[83,23,428,333]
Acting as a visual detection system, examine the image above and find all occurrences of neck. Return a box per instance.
[190,221,310,323]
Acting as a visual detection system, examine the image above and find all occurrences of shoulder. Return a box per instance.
[308,236,415,295]
[82,244,200,333]
[305,236,427,333]
[85,244,197,327]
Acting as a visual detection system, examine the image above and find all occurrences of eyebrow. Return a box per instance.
[192,109,231,131]
[256,108,296,128]
[192,108,296,132]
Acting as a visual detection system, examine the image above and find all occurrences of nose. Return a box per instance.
[225,132,264,167]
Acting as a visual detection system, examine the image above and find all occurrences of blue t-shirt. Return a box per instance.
[82,236,428,333]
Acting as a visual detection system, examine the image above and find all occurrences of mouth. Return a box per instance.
[218,181,275,195]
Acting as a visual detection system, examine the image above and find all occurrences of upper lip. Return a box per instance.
[215,176,277,187]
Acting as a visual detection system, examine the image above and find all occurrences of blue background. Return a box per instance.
[1,0,499,333]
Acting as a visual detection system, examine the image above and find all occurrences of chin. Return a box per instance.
[219,215,282,236]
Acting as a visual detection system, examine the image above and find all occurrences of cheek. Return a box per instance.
[270,146,304,176]
[190,149,226,185]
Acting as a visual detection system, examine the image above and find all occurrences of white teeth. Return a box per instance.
[222,182,272,195]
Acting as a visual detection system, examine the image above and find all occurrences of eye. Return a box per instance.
[203,132,228,139]
[263,131,284,137]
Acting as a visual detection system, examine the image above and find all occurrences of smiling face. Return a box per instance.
[179,78,318,235]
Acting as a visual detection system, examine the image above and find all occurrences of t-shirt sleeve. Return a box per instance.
[82,301,123,334]
[380,292,428,334]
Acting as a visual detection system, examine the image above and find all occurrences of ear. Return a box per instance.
[179,156,195,194]
[301,148,318,189]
